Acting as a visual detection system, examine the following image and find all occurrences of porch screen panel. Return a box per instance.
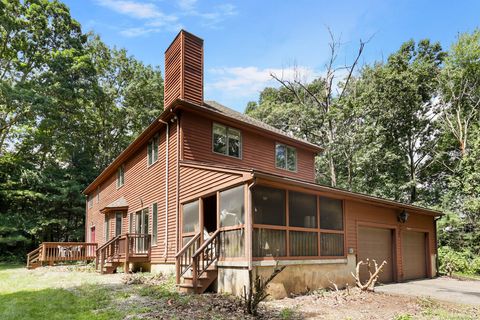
[320,197,343,230]
[252,186,286,226]
[182,200,199,233]
[253,229,286,257]
[219,229,244,257]
[290,231,318,256]
[220,185,244,227]
[320,233,344,256]
[289,191,317,228]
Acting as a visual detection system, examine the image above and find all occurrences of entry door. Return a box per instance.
[358,226,394,284]
[90,226,96,243]
[402,231,427,280]
[135,209,149,252]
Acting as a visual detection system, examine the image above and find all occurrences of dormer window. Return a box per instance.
[212,123,241,158]
[147,135,159,166]
[116,164,125,188]
[275,143,297,172]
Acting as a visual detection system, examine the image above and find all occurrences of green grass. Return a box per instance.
[418,297,478,320]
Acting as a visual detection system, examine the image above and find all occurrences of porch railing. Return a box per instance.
[175,233,201,283]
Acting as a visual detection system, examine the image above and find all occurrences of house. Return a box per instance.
[83,30,441,297]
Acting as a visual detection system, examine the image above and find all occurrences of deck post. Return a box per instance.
[192,257,198,293]
[41,243,46,262]
[124,234,129,273]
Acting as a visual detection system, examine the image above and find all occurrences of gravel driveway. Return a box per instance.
[377,277,480,305]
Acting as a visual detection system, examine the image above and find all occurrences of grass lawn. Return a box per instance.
[0,263,252,320]
[1,263,478,320]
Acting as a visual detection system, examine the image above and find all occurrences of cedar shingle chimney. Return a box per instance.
[164,30,204,109]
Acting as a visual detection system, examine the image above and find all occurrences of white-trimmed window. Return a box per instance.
[212,123,241,158]
[275,143,297,172]
[147,135,159,166]
[116,164,125,188]
[152,203,158,246]
[88,194,93,208]
[96,187,100,203]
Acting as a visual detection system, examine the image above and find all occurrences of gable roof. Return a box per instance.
[83,98,322,194]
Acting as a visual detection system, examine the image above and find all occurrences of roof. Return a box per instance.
[202,100,322,151]
[100,197,129,213]
[83,98,322,194]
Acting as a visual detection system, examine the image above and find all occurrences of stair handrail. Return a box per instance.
[26,246,42,268]
[175,232,201,284]
[96,235,122,270]
[191,229,221,292]
[175,233,201,258]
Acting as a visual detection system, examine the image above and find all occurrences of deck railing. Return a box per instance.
[96,233,151,273]
[175,233,201,283]
[26,242,97,269]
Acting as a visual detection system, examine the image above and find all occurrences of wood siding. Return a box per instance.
[179,165,247,202]
[181,111,316,182]
[164,31,203,109]
[86,121,179,264]
[345,200,435,281]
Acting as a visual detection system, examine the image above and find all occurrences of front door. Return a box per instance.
[135,208,149,253]
[90,226,96,243]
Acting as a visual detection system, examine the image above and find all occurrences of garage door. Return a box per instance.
[402,231,427,280]
[358,226,394,284]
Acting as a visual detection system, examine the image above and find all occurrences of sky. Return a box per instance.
[64,0,480,112]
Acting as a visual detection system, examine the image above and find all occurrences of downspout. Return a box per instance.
[434,215,441,277]
[247,177,257,271]
[175,115,180,258]
[159,119,169,259]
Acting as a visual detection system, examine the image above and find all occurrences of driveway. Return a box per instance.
[377,277,480,305]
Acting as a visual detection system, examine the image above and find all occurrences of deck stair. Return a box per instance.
[175,229,220,294]
[96,233,151,274]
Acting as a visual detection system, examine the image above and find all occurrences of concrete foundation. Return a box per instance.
[216,255,357,299]
[151,263,176,275]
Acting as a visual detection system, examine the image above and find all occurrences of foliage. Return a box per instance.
[0,0,163,261]
[247,30,480,257]
[438,246,480,276]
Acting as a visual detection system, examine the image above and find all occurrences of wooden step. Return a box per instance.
[179,269,218,294]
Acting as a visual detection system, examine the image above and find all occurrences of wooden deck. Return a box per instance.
[26,242,97,269]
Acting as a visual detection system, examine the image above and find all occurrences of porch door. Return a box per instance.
[135,208,149,253]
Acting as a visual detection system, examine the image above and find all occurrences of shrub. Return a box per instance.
[438,246,479,276]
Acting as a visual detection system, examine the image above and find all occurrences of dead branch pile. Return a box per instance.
[351,258,387,291]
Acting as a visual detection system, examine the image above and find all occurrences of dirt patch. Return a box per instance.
[264,287,480,319]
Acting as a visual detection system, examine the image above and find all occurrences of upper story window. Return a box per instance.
[212,123,241,158]
[147,134,159,166]
[88,194,93,208]
[275,143,297,172]
[116,164,125,188]
[96,187,100,203]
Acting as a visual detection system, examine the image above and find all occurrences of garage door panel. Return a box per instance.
[358,226,394,284]
[402,231,427,280]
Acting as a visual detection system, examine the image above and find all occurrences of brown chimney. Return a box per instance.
[164,30,204,109]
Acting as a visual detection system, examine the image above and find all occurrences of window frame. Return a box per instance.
[275,143,297,172]
[115,211,122,237]
[116,164,125,189]
[252,186,346,260]
[212,122,242,159]
[147,134,159,167]
[152,203,158,246]
[88,194,93,209]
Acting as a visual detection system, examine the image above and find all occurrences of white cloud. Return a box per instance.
[96,0,180,36]
[97,0,167,19]
[207,66,317,97]
[177,0,197,11]
[176,1,237,27]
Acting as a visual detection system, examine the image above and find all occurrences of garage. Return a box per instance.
[358,226,394,284]
[402,230,427,280]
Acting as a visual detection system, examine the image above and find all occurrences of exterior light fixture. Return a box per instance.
[398,210,409,223]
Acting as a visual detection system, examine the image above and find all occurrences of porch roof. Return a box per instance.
[100,197,128,214]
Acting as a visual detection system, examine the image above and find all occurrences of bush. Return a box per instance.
[438,246,480,276]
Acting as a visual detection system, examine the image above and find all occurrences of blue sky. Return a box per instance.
[64,0,480,112]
